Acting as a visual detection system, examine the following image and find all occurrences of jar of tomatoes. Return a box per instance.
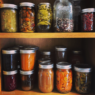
[56,62,72,93]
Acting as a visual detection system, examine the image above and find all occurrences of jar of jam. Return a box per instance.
[19,2,35,32]
[56,62,72,93]
[2,48,18,71]
[20,49,36,71]
[74,64,92,94]
[55,46,68,63]
[38,63,54,93]
[20,70,34,91]
[3,70,18,91]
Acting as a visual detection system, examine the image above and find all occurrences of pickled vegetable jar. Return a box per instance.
[19,2,35,32]
[37,3,52,32]
[20,49,36,71]
[3,70,18,91]
[74,64,92,94]
[0,4,17,32]
[38,63,54,93]
[20,70,34,91]
[56,62,72,93]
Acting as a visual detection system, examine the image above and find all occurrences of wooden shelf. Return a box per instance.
[0,33,95,38]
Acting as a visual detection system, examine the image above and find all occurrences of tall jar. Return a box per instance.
[19,2,35,32]
[0,4,17,32]
[38,63,54,93]
[53,0,74,32]
[74,64,92,94]
[37,3,52,32]
[56,62,72,93]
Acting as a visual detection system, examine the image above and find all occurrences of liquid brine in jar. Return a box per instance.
[37,3,52,32]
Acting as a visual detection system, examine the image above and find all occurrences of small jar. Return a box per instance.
[2,48,18,71]
[19,2,35,32]
[82,8,95,32]
[56,62,72,93]
[38,63,54,93]
[20,70,34,91]
[3,70,18,91]
[0,4,17,32]
[74,64,92,94]
[42,51,51,60]
[55,46,68,63]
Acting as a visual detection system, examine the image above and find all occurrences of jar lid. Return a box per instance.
[2,49,18,54]
[74,64,92,72]
[39,63,53,69]
[39,58,51,64]
[55,46,67,51]
[20,70,34,75]
[20,49,35,54]
[43,51,51,55]
[39,2,50,5]
[56,62,72,69]
[3,70,18,75]
[20,2,35,7]
[82,8,95,13]
[73,50,81,54]
[1,4,17,9]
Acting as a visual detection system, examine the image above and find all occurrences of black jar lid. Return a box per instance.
[82,8,95,13]
[20,70,34,75]
[39,58,51,64]
[56,62,72,69]
[3,70,18,75]
[20,2,35,7]
[55,46,67,51]
[74,64,92,73]
[1,4,17,9]
[43,51,51,55]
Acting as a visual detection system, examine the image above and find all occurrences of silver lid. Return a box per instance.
[20,2,35,7]
[3,70,17,75]
[55,46,67,51]
[20,70,34,75]
[56,62,72,69]
[1,4,17,9]
[73,51,81,54]
[39,59,51,64]
[20,49,35,54]
[39,2,50,5]
[2,49,18,54]
[82,8,95,13]
[43,51,51,55]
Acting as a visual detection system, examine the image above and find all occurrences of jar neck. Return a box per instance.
[60,0,68,3]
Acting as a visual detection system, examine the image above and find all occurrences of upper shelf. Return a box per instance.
[0,33,95,38]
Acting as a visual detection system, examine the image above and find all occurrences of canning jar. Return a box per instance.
[3,70,18,91]
[56,62,72,93]
[38,63,54,93]
[19,2,35,32]
[42,51,51,60]
[20,70,34,91]
[20,49,36,71]
[82,8,95,32]
[74,64,92,94]
[37,3,52,32]
[2,48,18,71]
[55,46,68,63]
[0,4,17,32]
[53,0,74,32]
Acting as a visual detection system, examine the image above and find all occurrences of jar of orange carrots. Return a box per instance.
[20,49,36,71]
[56,62,72,93]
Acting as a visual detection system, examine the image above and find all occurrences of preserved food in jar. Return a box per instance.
[74,64,92,94]
[82,8,95,32]
[37,3,52,32]
[56,62,72,93]
[20,70,34,91]
[0,4,17,32]
[3,70,18,91]
[38,63,54,93]
[20,49,36,71]
[42,51,51,60]
[53,0,74,32]
[19,2,35,32]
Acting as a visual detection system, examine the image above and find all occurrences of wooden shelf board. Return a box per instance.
[0,33,95,38]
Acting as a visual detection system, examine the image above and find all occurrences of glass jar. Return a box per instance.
[56,62,72,93]
[37,3,52,32]
[74,64,92,94]
[82,8,95,32]
[0,4,17,32]
[42,51,51,60]
[3,70,18,91]
[38,63,54,93]
[20,49,36,71]
[2,48,18,71]
[20,70,34,91]
[53,0,74,32]
[55,46,68,63]
[19,2,35,32]
[73,0,81,32]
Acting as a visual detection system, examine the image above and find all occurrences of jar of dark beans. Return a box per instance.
[82,8,95,32]
[3,70,18,91]
[53,0,74,32]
